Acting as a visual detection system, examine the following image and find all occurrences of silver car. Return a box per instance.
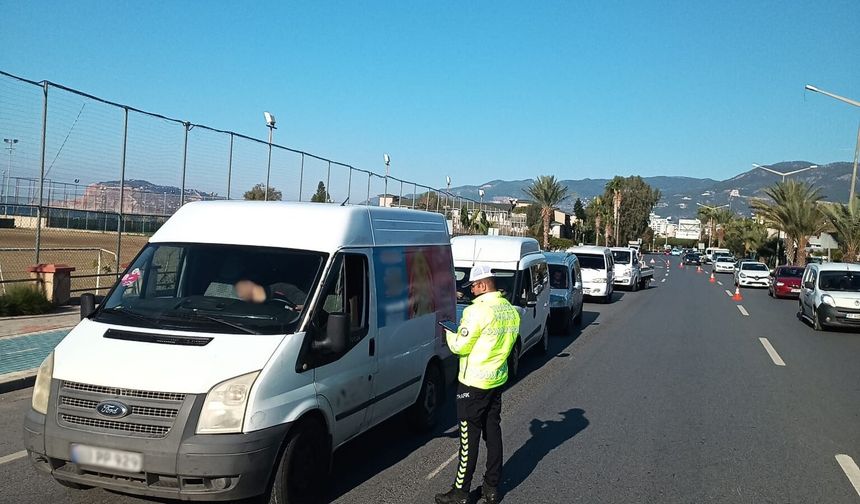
[544,251,585,334]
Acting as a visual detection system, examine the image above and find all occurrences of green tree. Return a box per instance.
[605,177,625,246]
[524,175,569,249]
[587,196,610,246]
[697,207,717,246]
[310,181,329,203]
[713,208,735,248]
[751,181,827,265]
[573,198,586,242]
[244,183,282,201]
[600,176,661,246]
[459,205,471,231]
[821,198,860,262]
[724,218,768,258]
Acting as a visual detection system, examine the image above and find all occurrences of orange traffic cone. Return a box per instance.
[650,258,655,265]
[696,265,703,273]
[732,286,743,301]
[679,262,685,269]
[709,272,716,283]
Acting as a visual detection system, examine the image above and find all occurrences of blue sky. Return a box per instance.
[1,1,858,195]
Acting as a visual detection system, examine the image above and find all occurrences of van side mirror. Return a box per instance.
[80,293,96,320]
[313,313,350,354]
[804,281,814,290]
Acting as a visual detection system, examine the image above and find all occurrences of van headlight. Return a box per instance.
[32,352,54,415]
[196,371,260,434]
[821,294,836,307]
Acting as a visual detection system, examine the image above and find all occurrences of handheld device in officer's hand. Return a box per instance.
[438,320,458,333]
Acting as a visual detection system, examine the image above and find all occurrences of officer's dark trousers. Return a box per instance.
[454,382,503,491]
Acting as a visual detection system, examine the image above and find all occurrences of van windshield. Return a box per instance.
[611,250,631,264]
[577,254,606,270]
[818,271,860,292]
[454,267,516,304]
[549,264,568,289]
[95,243,327,335]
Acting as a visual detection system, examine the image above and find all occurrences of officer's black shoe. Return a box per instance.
[435,486,469,504]
[480,485,499,504]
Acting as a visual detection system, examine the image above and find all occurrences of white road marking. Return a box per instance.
[661,279,666,283]
[737,305,749,316]
[759,338,786,366]
[836,454,860,497]
[0,450,27,466]
[426,452,459,480]
[6,347,37,355]
[717,281,723,286]
[725,290,733,297]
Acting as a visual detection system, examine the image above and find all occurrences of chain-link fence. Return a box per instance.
[0,69,526,296]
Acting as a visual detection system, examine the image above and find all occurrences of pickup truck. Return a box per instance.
[611,247,653,291]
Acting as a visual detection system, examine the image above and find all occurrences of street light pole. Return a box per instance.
[805,85,860,203]
[696,202,730,249]
[3,138,18,208]
[263,112,276,201]
[752,163,818,265]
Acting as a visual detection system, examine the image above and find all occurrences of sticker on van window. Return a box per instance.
[121,268,141,287]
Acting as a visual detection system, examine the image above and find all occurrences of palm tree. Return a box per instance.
[606,177,624,246]
[713,209,735,248]
[591,196,606,246]
[821,198,860,262]
[751,180,827,265]
[697,207,716,246]
[525,175,569,249]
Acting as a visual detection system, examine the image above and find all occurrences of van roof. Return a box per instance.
[450,235,541,263]
[150,201,451,253]
[543,251,578,265]
[812,262,860,272]
[567,246,610,255]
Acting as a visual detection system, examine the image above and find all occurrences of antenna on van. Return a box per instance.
[340,197,349,206]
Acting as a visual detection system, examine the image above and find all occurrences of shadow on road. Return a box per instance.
[499,408,590,497]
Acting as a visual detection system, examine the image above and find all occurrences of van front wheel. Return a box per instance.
[407,364,443,432]
[268,421,329,504]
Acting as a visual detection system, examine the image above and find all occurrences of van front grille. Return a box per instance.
[60,414,171,438]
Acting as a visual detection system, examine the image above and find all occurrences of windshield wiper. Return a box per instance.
[171,311,261,335]
[100,307,161,328]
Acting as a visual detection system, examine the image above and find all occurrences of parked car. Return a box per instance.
[683,252,702,265]
[734,261,770,288]
[713,256,735,274]
[670,248,682,256]
[610,247,643,291]
[25,201,458,502]
[544,251,584,333]
[451,235,550,376]
[799,262,860,331]
[567,246,615,303]
[769,265,805,299]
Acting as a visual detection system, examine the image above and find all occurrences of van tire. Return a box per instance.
[507,341,521,380]
[813,308,823,331]
[538,324,549,355]
[574,305,583,327]
[268,421,330,504]
[407,364,443,432]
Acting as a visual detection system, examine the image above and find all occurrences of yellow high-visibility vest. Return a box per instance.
[446,291,520,389]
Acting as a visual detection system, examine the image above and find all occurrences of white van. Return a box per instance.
[704,247,730,264]
[24,201,457,503]
[567,246,615,303]
[450,235,550,378]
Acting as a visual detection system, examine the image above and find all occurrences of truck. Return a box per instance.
[610,247,653,291]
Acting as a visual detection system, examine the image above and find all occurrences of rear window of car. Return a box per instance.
[576,254,606,270]
[741,263,769,271]
[716,257,733,263]
[777,267,804,278]
[549,264,569,289]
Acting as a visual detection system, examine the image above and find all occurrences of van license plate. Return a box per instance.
[846,314,860,320]
[71,444,142,472]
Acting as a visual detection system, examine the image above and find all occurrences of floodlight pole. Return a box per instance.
[752,163,818,265]
[805,85,860,203]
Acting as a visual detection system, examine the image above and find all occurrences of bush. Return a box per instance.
[0,286,53,316]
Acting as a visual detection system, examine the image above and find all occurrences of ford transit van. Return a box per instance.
[25,201,456,503]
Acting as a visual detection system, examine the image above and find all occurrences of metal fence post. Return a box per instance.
[326,161,331,203]
[180,121,189,206]
[412,183,417,209]
[347,167,352,204]
[226,133,234,200]
[399,180,403,208]
[116,107,128,272]
[366,173,371,206]
[298,153,305,202]
[35,81,49,265]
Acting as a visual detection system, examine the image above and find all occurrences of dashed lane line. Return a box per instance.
[717,281,723,286]
[836,454,860,498]
[759,338,786,366]
[0,450,27,466]
[426,452,459,480]
[661,279,666,283]
[737,305,749,316]
[725,290,733,297]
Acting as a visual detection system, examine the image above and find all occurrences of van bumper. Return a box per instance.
[817,305,860,329]
[24,382,290,501]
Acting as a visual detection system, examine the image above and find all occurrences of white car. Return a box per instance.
[799,262,860,331]
[734,261,770,287]
[713,256,735,274]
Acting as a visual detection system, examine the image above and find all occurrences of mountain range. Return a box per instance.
[446,161,855,219]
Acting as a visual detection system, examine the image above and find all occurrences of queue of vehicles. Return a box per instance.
[22,201,660,504]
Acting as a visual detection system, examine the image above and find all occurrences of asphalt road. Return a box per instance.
[1,257,859,503]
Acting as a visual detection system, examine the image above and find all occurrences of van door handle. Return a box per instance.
[369,338,375,357]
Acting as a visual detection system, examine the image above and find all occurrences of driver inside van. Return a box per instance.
[234,279,306,310]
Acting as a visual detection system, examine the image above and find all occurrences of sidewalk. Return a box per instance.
[0,307,79,393]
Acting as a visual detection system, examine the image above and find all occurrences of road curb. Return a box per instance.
[0,369,37,394]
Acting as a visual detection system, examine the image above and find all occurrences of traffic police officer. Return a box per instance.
[436,264,520,504]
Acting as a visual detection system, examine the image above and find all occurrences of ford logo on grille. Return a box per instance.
[96,401,130,418]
